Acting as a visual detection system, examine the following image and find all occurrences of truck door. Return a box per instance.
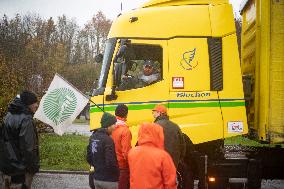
[168,38,224,144]
[103,39,168,144]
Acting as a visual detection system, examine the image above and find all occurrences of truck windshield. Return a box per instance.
[93,38,117,95]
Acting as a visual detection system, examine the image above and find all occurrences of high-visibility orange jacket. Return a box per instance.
[111,116,132,169]
[128,123,177,189]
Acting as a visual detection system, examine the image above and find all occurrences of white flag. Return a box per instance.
[34,73,89,135]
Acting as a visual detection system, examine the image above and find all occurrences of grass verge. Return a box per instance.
[225,135,284,147]
[39,134,283,171]
[39,133,90,171]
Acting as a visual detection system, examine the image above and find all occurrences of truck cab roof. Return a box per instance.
[141,0,229,8]
[108,0,235,39]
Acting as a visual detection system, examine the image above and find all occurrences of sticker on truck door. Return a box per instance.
[228,121,244,133]
[172,77,184,89]
[180,48,198,70]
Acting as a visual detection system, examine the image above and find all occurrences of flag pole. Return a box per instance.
[89,98,104,112]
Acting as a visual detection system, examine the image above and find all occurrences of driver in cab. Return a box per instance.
[118,60,161,90]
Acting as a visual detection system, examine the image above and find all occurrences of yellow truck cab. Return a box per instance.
[89,0,284,188]
[90,0,247,145]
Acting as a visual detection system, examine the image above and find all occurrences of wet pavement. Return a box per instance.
[31,173,284,189]
[32,173,89,189]
[65,123,92,136]
[1,171,284,188]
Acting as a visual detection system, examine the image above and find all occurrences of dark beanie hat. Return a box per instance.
[101,112,117,128]
[115,104,128,118]
[20,90,38,106]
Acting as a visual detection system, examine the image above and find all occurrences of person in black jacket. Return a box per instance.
[0,91,39,189]
[87,112,119,189]
[152,104,185,168]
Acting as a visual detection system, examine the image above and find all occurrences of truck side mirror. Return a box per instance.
[105,63,122,101]
[113,62,123,87]
[95,54,103,63]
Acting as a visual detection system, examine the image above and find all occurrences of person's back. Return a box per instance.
[112,125,131,168]
[89,129,119,182]
[112,104,131,169]
[112,104,132,189]
[0,91,39,189]
[128,123,177,189]
[87,112,119,189]
[152,105,184,168]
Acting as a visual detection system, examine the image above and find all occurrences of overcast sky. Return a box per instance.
[0,0,241,27]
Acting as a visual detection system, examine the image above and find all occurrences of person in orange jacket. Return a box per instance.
[128,123,177,189]
[112,104,132,189]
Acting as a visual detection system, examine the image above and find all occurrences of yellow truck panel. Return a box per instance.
[241,0,284,143]
[109,5,212,39]
[141,0,228,8]
[168,38,211,91]
[91,1,248,145]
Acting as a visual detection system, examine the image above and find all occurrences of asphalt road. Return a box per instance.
[32,173,90,189]
[31,173,284,189]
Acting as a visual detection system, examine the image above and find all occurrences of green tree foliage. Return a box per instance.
[0,12,111,121]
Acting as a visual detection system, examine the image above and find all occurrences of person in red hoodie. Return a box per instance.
[112,104,132,189]
[128,123,177,189]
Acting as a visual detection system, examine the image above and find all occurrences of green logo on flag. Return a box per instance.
[43,88,77,125]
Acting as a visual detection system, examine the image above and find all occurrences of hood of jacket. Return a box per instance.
[137,123,164,149]
[8,97,32,115]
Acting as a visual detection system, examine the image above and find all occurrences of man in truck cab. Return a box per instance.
[118,59,161,90]
[138,60,161,86]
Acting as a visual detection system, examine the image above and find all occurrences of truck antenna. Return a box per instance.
[120,2,123,12]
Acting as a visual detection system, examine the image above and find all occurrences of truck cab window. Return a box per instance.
[93,38,117,96]
[115,44,163,91]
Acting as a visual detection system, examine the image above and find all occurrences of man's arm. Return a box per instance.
[19,117,38,173]
[121,129,132,161]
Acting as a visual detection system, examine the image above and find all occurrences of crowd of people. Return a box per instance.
[87,103,188,189]
[0,90,192,189]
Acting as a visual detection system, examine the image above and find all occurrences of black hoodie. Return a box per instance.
[87,128,119,182]
[0,97,39,175]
